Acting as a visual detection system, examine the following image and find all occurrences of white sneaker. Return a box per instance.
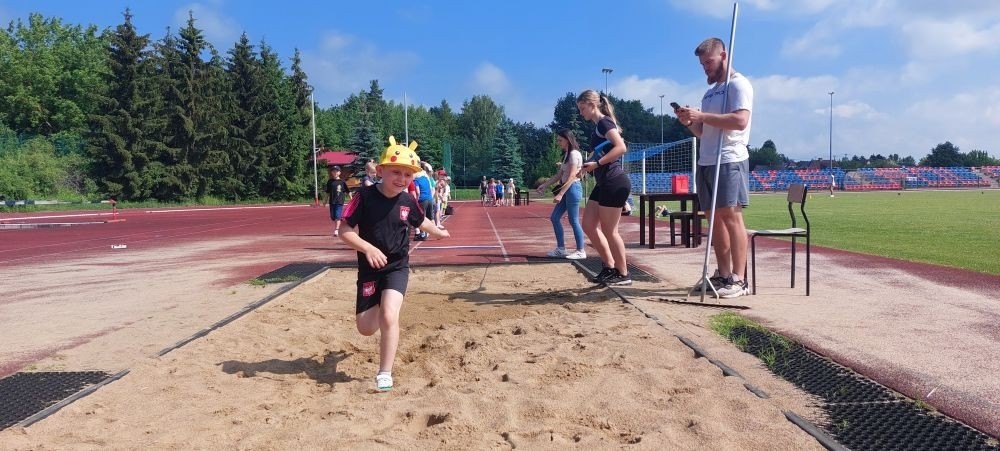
[564,250,587,260]
[547,248,567,257]
[717,276,749,299]
[376,372,393,392]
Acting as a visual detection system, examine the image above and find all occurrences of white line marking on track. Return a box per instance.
[417,245,502,249]
[0,212,114,222]
[145,205,311,213]
[483,208,510,262]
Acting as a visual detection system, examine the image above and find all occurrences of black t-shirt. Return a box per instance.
[325,179,349,204]
[589,117,626,182]
[343,184,426,274]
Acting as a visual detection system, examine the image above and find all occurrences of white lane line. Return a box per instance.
[484,208,510,262]
[146,205,311,214]
[417,245,502,249]
[0,212,113,222]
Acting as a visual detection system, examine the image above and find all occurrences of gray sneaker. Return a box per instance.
[717,276,749,299]
[547,248,568,257]
[690,270,725,294]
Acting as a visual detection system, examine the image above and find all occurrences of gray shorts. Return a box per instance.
[696,160,749,210]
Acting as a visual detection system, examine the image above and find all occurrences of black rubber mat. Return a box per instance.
[727,326,999,450]
[569,256,658,282]
[0,371,110,431]
[254,262,329,283]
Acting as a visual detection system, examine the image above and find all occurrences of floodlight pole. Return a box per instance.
[404,91,409,144]
[311,89,318,206]
[828,91,834,170]
[602,68,613,95]
[659,94,665,143]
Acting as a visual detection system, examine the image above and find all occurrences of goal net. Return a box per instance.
[621,137,697,194]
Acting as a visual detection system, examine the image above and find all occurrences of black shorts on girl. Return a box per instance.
[356,266,409,314]
[588,173,631,208]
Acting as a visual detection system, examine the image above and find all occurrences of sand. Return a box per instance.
[1,263,823,450]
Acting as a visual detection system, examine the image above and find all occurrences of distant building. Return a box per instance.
[315,149,362,189]
[315,148,357,168]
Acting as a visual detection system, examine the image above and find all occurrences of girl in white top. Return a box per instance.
[536,129,587,259]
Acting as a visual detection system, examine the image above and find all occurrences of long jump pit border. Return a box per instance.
[1,260,993,449]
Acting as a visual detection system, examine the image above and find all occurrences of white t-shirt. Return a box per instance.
[560,149,583,184]
[699,72,753,166]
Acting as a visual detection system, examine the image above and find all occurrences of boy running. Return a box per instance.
[339,136,449,391]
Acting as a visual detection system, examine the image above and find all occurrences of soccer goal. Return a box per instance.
[622,137,698,194]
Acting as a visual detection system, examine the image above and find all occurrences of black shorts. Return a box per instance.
[588,173,631,208]
[356,266,409,314]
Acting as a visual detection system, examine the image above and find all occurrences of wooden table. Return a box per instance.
[638,192,700,249]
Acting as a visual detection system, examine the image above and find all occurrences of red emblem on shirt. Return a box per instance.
[399,206,410,221]
[362,281,376,297]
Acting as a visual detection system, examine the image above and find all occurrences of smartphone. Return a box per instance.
[670,102,682,110]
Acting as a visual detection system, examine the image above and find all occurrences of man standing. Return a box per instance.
[676,37,754,298]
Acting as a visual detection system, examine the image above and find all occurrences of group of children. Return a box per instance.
[480,176,517,206]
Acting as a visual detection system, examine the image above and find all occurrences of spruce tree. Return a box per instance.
[147,28,183,200]
[198,48,232,199]
[151,12,214,201]
[288,49,313,197]
[225,33,261,198]
[349,93,381,173]
[491,119,524,186]
[87,9,154,200]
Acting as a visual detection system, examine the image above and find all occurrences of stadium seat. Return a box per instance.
[748,183,810,296]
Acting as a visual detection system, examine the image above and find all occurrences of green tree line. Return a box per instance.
[0,11,697,202]
[3,11,994,203]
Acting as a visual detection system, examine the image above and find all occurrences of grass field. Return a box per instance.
[740,189,1000,276]
[525,188,1000,275]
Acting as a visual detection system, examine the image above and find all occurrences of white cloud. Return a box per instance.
[470,62,511,96]
[832,100,880,120]
[753,74,837,103]
[174,3,240,47]
[301,30,420,102]
[781,23,840,59]
[614,75,696,113]
[900,19,1000,60]
[906,87,1000,149]
[667,0,835,19]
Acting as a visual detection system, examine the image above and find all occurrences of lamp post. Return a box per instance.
[828,91,834,171]
[659,94,665,143]
[601,68,613,95]
[310,88,318,206]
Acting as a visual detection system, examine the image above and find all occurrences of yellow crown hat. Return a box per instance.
[379,136,421,172]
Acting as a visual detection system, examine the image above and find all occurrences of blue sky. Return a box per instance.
[3,0,999,161]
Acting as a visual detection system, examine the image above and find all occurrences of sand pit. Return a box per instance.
[1,263,821,449]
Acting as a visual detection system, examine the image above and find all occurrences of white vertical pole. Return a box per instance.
[699,2,740,301]
[691,137,698,194]
[641,150,647,194]
[404,92,409,144]
[311,90,318,206]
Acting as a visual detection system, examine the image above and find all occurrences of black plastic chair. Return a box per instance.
[749,183,810,295]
